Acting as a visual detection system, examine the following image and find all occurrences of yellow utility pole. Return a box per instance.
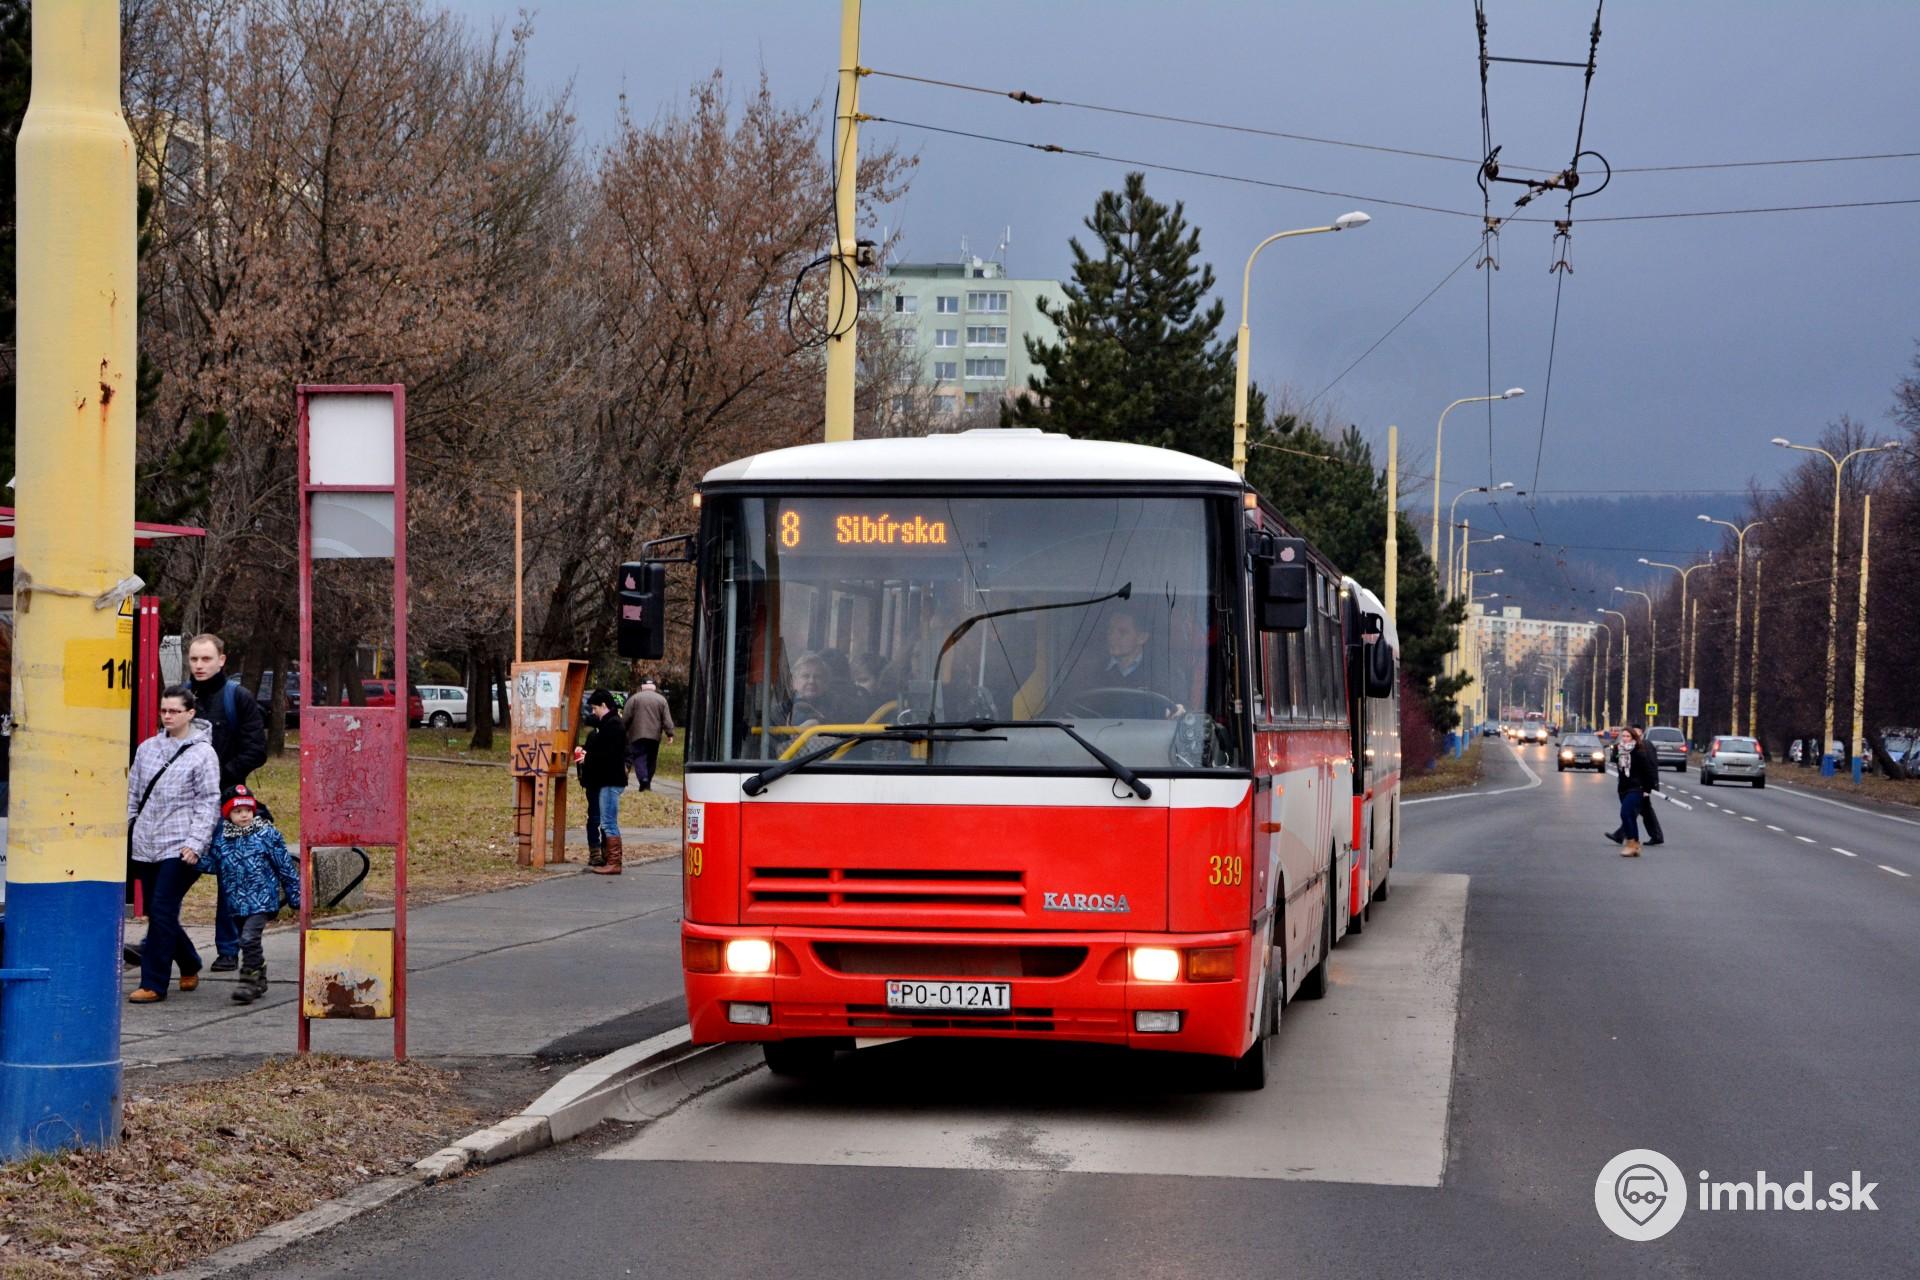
[1687,598,1699,741]
[2,0,139,1158]
[822,0,863,442]
[1771,438,1901,764]
[1229,213,1369,476]
[1848,500,1871,783]
[1640,557,1711,739]
[1428,389,1523,577]
[1616,588,1655,717]
[1384,426,1398,617]
[1600,608,1629,730]
[1699,516,1761,735]
[1748,555,1763,748]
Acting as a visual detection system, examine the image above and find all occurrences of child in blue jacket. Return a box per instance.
[199,784,301,1003]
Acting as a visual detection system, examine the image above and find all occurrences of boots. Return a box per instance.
[591,834,624,875]
[587,840,606,869]
[231,967,269,1004]
[1622,839,1642,858]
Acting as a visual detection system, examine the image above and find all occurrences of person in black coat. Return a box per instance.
[575,689,630,875]
[1606,725,1662,857]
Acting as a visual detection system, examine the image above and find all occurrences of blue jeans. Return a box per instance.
[133,857,202,996]
[214,881,239,958]
[596,784,624,839]
[584,785,603,847]
[1618,789,1644,841]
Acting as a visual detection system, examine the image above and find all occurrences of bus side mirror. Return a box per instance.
[1254,538,1311,632]
[616,561,668,660]
[1360,612,1395,698]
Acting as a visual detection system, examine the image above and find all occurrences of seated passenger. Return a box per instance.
[787,651,867,727]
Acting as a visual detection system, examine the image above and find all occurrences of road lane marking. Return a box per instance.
[1742,816,1758,822]
[1405,739,1540,805]
[1833,848,1858,857]
[1879,865,1911,878]
[1766,825,1785,833]
[1796,836,1816,844]
[600,872,1472,1188]
[1768,782,1920,829]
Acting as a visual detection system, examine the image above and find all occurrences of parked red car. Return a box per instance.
[362,679,425,727]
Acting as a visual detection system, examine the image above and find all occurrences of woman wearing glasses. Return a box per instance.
[125,684,222,1002]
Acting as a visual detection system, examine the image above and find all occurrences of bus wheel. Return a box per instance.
[1298,885,1332,1001]
[763,1039,836,1079]
[1226,945,1279,1091]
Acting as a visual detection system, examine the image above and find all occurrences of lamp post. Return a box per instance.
[1639,556,1713,740]
[1457,569,1503,736]
[1698,515,1764,736]
[1749,553,1764,753]
[1615,588,1655,720]
[1231,212,1370,477]
[1770,437,1902,767]
[1599,608,1629,732]
[1430,389,1524,571]
[1447,482,1515,599]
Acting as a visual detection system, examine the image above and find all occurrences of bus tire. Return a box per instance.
[1226,946,1279,1091]
[1376,823,1392,902]
[763,1039,835,1079]
[1298,885,1332,1001]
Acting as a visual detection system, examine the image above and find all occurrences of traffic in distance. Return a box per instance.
[616,428,1402,1087]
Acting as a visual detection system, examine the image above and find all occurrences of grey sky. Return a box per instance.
[449,1,1918,505]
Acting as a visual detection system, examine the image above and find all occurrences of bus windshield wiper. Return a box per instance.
[741,729,1006,796]
[932,583,1133,680]
[902,718,1153,800]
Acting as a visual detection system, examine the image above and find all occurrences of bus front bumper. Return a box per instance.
[681,922,1258,1061]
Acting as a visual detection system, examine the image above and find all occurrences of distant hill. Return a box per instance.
[1421,494,1752,620]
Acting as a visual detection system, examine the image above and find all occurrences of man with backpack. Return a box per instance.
[185,633,268,970]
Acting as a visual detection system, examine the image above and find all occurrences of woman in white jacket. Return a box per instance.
[125,685,222,1003]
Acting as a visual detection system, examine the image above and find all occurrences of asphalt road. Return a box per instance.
[233,741,1920,1278]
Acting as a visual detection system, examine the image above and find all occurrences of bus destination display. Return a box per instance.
[775,504,954,553]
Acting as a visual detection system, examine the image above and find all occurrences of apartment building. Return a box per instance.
[867,257,1066,415]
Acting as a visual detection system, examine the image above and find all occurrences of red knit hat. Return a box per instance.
[222,784,258,818]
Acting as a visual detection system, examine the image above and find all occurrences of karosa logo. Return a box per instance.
[1042,892,1130,913]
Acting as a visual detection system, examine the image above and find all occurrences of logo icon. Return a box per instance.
[1595,1149,1686,1241]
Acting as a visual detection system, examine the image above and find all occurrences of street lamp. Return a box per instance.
[1770,436,1903,765]
[1447,482,1516,599]
[1599,607,1629,733]
[1699,514,1765,736]
[1616,587,1656,720]
[1231,211,1370,477]
[1430,389,1524,571]
[1639,556,1714,741]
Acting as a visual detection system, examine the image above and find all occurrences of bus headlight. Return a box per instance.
[1131,947,1181,983]
[724,939,774,974]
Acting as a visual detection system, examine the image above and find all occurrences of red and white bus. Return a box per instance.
[621,429,1400,1088]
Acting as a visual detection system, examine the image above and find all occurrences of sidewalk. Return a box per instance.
[120,844,690,1067]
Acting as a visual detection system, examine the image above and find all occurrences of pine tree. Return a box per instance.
[1004,173,1234,463]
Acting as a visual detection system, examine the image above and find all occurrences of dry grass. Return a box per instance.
[175,756,681,924]
[0,1055,476,1280]
[1404,741,1485,796]
[1777,768,1920,811]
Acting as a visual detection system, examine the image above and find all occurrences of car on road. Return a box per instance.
[1645,725,1689,771]
[1557,732,1609,772]
[1519,722,1549,746]
[363,679,426,727]
[420,684,468,728]
[1700,735,1766,787]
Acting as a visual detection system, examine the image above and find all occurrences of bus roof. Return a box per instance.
[701,428,1244,487]
[1341,576,1400,653]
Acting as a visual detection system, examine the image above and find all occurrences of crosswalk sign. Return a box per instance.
[1645,702,1659,717]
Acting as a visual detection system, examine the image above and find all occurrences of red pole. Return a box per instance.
[390,387,408,1061]
[295,390,313,1056]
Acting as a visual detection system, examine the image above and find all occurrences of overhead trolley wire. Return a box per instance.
[860,68,1920,177]
[1303,239,1485,408]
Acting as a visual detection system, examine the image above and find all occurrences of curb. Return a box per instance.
[166,1028,760,1277]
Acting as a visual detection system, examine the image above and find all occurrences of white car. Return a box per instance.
[419,684,470,728]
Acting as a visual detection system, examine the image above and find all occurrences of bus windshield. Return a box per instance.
[689,492,1245,772]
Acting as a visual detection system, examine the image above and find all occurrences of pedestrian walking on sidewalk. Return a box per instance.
[186,633,268,972]
[577,689,629,875]
[1605,725,1660,857]
[126,686,222,1002]
[620,678,674,792]
[196,784,301,1004]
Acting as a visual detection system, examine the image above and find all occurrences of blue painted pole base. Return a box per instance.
[1852,758,1864,785]
[1821,755,1837,777]
[0,880,125,1160]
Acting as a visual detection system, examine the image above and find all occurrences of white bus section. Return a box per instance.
[602,871,1467,1187]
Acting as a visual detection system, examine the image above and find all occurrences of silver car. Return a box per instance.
[1645,726,1689,771]
[1700,735,1766,788]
